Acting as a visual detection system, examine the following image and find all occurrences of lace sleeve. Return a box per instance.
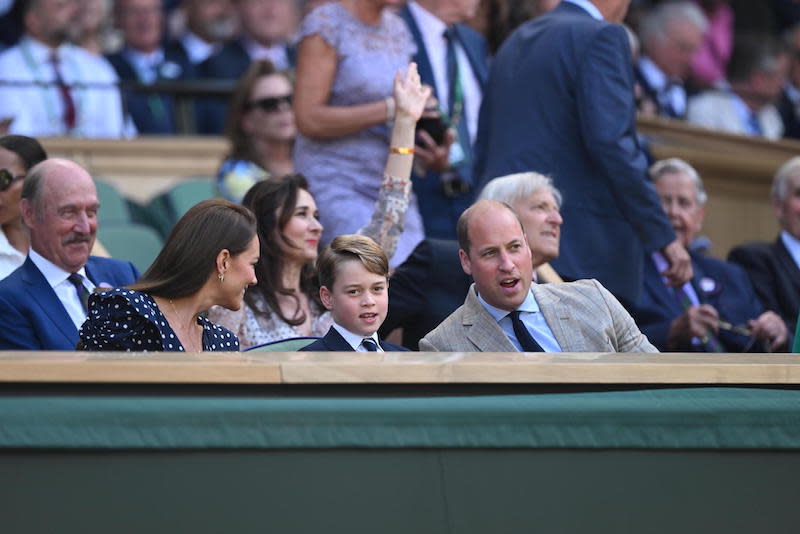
[296,3,343,49]
[356,173,412,259]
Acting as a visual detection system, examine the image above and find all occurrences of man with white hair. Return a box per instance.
[728,156,800,337]
[632,158,788,352]
[636,1,707,119]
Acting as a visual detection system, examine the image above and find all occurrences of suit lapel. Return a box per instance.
[20,258,76,344]
[322,327,355,351]
[643,257,684,316]
[453,25,487,87]
[774,238,800,293]
[532,283,586,352]
[401,7,440,102]
[461,288,516,352]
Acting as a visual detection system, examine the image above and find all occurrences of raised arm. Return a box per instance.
[358,63,430,258]
[293,34,392,139]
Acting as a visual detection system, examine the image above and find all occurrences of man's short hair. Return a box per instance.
[773,156,800,202]
[317,234,388,289]
[478,171,563,208]
[727,34,786,83]
[649,157,708,206]
[457,200,525,256]
[640,1,707,46]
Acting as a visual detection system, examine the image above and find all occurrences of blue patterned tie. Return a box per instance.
[67,272,90,313]
[362,339,379,352]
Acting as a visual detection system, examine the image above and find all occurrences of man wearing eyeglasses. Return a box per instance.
[631,158,789,353]
[0,159,139,350]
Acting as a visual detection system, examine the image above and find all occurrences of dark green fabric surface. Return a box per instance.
[2,387,799,450]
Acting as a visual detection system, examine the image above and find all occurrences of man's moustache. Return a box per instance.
[62,235,92,245]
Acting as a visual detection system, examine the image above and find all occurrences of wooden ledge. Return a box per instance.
[0,351,798,385]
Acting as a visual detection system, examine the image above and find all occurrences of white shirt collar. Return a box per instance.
[21,35,70,63]
[181,32,217,64]
[639,56,669,91]
[563,0,604,20]
[28,248,88,289]
[477,286,540,324]
[331,322,382,352]
[408,1,447,37]
[781,230,800,269]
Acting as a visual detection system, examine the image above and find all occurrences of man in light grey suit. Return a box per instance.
[419,200,657,352]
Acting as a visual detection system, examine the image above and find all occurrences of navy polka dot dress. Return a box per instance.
[79,289,240,352]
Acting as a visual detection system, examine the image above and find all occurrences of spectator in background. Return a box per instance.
[631,158,788,353]
[688,0,734,91]
[636,1,707,119]
[0,0,130,137]
[209,63,430,348]
[197,0,299,134]
[72,0,117,56]
[0,159,139,350]
[79,199,258,352]
[399,0,488,240]
[0,135,46,280]
[473,0,690,309]
[217,60,295,203]
[293,0,424,267]
[778,22,800,139]
[728,156,800,339]
[688,34,788,139]
[168,0,236,66]
[106,0,194,134]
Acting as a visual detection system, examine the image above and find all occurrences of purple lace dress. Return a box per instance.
[293,2,424,267]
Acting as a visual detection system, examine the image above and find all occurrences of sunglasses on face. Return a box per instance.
[0,169,25,192]
[245,94,293,113]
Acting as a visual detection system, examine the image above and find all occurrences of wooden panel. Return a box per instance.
[1,351,800,384]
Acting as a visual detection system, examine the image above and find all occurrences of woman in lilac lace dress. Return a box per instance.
[293,0,425,267]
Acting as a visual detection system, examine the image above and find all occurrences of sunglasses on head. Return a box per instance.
[0,169,25,192]
[246,94,292,113]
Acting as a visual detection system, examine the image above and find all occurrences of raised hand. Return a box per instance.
[393,62,431,122]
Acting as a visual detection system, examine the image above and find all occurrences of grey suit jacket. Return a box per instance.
[419,279,657,353]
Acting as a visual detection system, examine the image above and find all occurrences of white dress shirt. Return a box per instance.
[0,229,25,281]
[28,249,95,329]
[638,56,687,117]
[243,37,290,71]
[180,32,217,65]
[0,36,133,137]
[477,287,562,353]
[331,323,384,352]
[407,1,482,143]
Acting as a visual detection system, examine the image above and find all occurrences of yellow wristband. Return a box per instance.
[389,147,415,155]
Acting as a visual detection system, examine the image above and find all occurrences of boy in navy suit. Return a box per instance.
[302,235,408,352]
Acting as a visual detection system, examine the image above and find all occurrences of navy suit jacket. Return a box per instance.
[728,237,800,336]
[400,6,489,239]
[631,251,769,352]
[196,40,296,135]
[301,326,408,352]
[379,238,471,350]
[0,256,140,350]
[473,2,675,306]
[106,47,194,134]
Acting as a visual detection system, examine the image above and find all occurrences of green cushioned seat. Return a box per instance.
[95,180,131,224]
[97,222,164,273]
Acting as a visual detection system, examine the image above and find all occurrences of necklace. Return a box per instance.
[169,298,202,353]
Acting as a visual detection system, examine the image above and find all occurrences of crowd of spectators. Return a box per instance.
[0,0,798,353]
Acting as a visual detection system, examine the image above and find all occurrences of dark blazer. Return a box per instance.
[0,256,140,350]
[379,239,471,350]
[106,47,194,134]
[728,237,800,334]
[196,40,296,135]
[472,2,675,306]
[777,88,800,140]
[399,6,489,239]
[301,326,408,352]
[631,251,769,352]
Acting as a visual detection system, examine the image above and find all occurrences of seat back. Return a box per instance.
[96,180,131,224]
[97,222,164,274]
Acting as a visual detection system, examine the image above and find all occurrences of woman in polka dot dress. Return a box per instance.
[78,199,260,352]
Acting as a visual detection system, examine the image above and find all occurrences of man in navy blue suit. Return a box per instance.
[473,0,691,307]
[632,158,788,352]
[399,0,488,239]
[196,0,298,134]
[106,0,194,134]
[0,159,139,350]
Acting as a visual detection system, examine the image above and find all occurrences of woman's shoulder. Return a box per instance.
[199,315,240,351]
[80,289,167,351]
[89,288,158,314]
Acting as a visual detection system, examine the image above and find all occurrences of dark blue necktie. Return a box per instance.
[443,27,473,187]
[362,339,379,352]
[508,311,544,352]
[67,272,90,313]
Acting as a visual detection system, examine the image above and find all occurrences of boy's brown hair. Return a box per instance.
[317,235,388,289]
